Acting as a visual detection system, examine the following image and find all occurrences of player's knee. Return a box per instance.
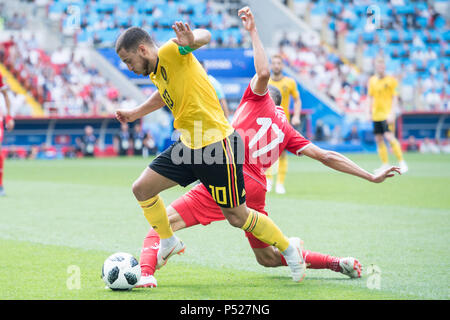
[221,207,246,228]
[375,135,384,143]
[385,132,394,141]
[255,252,279,268]
[166,206,187,232]
[226,214,245,228]
[132,179,155,201]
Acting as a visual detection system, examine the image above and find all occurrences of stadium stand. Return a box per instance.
[2,34,135,116]
[45,0,249,48]
[2,0,447,155]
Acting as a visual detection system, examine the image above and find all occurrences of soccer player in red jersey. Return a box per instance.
[0,73,14,196]
[135,7,400,287]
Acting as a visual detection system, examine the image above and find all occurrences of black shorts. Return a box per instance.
[373,120,390,135]
[149,130,246,208]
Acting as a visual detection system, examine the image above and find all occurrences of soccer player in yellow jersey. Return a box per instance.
[368,57,408,174]
[114,21,306,281]
[266,55,302,194]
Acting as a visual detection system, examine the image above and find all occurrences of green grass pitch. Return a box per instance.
[0,153,449,300]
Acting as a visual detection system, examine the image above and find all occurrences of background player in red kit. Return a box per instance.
[136,6,401,288]
[0,73,14,196]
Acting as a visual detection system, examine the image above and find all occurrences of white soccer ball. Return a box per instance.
[102,252,141,290]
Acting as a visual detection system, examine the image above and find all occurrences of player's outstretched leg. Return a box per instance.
[136,228,160,288]
[279,249,362,278]
[137,206,189,288]
[338,257,362,278]
[237,207,306,282]
[133,168,185,268]
[156,234,185,270]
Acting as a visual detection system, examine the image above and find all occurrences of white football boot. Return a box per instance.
[283,237,306,282]
[339,257,362,278]
[135,274,158,288]
[275,183,286,194]
[156,236,186,270]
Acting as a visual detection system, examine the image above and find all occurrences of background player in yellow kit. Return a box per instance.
[368,56,408,174]
[266,54,302,194]
[114,20,306,282]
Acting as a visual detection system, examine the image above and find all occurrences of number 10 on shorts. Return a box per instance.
[209,185,227,206]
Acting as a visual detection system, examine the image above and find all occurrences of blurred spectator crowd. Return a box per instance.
[45,0,249,48]
[280,0,449,114]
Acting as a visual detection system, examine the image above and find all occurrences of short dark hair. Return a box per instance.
[268,85,282,106]
[115,27,154,53]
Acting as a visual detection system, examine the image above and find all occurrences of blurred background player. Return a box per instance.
[266,54,302,194]
[0,72,14,196]
[368,56,408,174]
[114,122,132,156]
[200,60,230,120]
[131,121,157,157]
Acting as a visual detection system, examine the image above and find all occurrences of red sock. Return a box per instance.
[0,152,4,186]
[280,250,341,272]
[140,229,160,276]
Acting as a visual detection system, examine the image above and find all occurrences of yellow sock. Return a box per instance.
[276,153,288,185]
[138,195,173,239]
[242,210,290,252]
[389,139,404,162]
[377,141,389,164]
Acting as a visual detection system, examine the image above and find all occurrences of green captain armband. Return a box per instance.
[178,45,194,55]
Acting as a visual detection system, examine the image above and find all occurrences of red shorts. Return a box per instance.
[171,172,270,249]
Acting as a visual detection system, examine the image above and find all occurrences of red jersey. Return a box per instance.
[0,74,5,120]
[231,83,310,186]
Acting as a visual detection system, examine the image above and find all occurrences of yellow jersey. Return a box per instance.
[268,76,299,121]
[368,75,398,121]
[150,40,233,149]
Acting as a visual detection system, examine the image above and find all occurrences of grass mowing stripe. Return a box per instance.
[1,154,448,299]
[0,238,411,300]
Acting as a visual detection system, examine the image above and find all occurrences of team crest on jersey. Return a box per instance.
[161,66,168,82]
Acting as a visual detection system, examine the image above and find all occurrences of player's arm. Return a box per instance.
[291,83,302,126]
[115,91,165,124]
[239,6,270,95]
[171,21,211,52]
[1,87,14,131]
[301,143,401,183]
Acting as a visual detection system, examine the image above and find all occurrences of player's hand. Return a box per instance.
[5,118,14,131]
[371,166,401,183]
[172,21,195,47]
[115,109,136,124]
[238,6,256,32]
[291,115,301,126]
